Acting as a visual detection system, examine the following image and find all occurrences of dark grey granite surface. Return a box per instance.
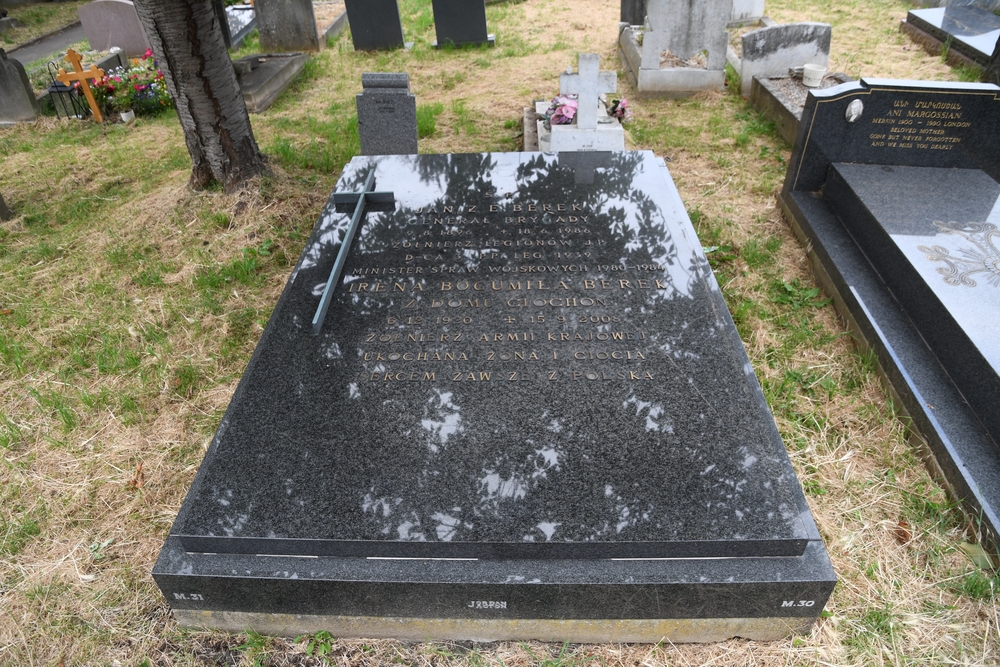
[356,72,418,155]
[169,152,818,561]
[155,536,835,621]
[431,0,493,48]
[345,0,406,51]
[785,79,1000,192]
[826,163,1000,447]
[907,6,1000,62]
[779,79,1000,555]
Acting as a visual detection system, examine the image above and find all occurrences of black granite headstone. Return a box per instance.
[344,0,406,51]
[431,0,494,48]
[779,78,1000,555]
[621,0,648,26]
[154,151,835,642]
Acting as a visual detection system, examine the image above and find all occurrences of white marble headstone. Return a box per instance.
[640,0,732,71]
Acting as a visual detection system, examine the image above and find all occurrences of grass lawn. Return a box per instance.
[0,0,997,665]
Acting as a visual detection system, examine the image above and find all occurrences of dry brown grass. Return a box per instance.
[1,0,998,665]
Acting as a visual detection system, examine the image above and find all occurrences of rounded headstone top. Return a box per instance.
[362,72,411,90]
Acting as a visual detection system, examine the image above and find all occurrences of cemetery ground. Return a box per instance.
[0,0,997,664]
[0,1,88,48]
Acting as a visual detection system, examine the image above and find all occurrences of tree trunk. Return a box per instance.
[133,0,267,192]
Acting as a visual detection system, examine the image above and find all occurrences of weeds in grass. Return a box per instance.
[417,102,445,138]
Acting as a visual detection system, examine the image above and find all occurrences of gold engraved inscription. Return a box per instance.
[869,98,969,150]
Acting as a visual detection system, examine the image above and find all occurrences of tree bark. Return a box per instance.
[133,0,267,192]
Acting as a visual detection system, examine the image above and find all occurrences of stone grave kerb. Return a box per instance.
[559,54,616,130]
[641,0,731,71]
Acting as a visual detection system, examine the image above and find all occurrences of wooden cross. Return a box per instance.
[55,49,105,123]
[559,53,616,130]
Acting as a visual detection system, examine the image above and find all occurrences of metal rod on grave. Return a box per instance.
[311,170,376,334]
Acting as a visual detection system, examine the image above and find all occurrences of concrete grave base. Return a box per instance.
[749,73,853,144]
[534,100,625,152]
[234,53,308,113]
[174,610,817,643]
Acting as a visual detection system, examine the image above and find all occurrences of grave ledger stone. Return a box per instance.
[0,48,39,124]
[431,0,494,48]
[78,0,151,57]
[778,79,1000,554]
[153,150,836,642]
[356,72,418,155]
[902,5,1000,70]
[345,0,407,51]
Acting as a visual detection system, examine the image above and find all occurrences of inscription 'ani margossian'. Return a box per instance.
[918,221,1000,288]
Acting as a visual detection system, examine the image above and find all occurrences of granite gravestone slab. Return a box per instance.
[356,72,418,155]
[234,53,309,113]
[904,5,1000,68]
[0,48,39,124]
[731,22,831,97]
[153,150,835,642]
[619,0,731,96]
[779,78,1000,554]
[431,0,494,48]
[345,0,406,51]
[255,0,320,52]
[77,0,151,56]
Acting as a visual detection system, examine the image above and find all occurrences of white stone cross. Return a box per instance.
[559,53,616,130]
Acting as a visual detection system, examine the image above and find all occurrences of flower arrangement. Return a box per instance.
[90,49,173,119]
[545,94,578,126]
[608,98,632,123]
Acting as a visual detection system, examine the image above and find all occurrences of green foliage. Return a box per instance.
[295,630,335,657]
[0,514,42,557]
[417,103,445,138]
[771,278,832,310]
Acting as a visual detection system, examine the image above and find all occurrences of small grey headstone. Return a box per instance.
[78,0,152,57]
[738,22,831,96]
[255,0,320,52]
[0,16,23,33]
[356,72,418,155]
[0,192,11,222]
[0,48,40,125]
